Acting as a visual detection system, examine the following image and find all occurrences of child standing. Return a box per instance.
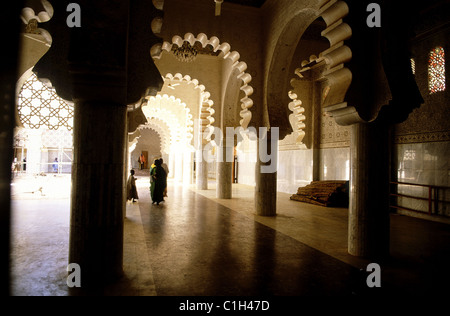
[127,169,139,203]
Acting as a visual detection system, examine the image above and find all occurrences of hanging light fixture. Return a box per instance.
[172,41,198,63]
[215,0,224,16]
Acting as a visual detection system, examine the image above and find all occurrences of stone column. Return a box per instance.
[124,120,130,219]
[32,0,164,291]
[1,0,23,295]
[216,143,233,199]
[70,101,127,285]
[255,130,278,216]
[348,122,390,259]
[196,148,209,190]
[168,153,175,179]
[174,148,183,183]
[183,151,193,185]
[195,117,209,189]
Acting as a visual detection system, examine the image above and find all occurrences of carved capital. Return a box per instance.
[33,0,164,105]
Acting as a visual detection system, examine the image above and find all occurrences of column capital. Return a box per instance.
[33,0,163,105]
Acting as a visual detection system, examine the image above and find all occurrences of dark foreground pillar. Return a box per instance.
[69,101,127,286]
[1,1,23,296]
[348,122,390,259]
[216,143,233,199]
[255,130,278,217]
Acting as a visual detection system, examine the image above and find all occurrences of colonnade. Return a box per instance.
[3,0,409,293]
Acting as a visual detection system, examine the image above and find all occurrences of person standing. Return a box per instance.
[52,158,58,173]
[150,160,157,203]
[139,153,146,170]
[127,169,139,203]
[151,159,166,205]
[160,158,169,198]
[12,157,20,178]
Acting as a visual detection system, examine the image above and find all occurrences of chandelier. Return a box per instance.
[172,42,198,63]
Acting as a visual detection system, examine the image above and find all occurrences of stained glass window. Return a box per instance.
[428,46,446,94]
[17,73,74,131]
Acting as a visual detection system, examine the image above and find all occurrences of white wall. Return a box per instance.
[395,141,450,217]
[237,137,350,194]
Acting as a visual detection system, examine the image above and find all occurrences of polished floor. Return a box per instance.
[9,172,450,296]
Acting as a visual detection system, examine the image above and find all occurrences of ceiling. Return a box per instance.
[225,0,267,8]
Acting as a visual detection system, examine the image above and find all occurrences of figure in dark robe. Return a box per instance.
[151,159,166,205]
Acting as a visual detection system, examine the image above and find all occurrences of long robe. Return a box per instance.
[150,166,156,202]
[152,165,167,204]
[127,175,139,201]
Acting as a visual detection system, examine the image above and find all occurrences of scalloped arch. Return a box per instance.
[287,0,353,145]
[163,72,216,133]
[143,94,194,146]
[145,107,184,143]
[153,33,254,129]
[21,0,54,24]
[140,118,171,154]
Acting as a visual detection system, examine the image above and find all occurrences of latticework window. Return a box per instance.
[17,73,74,131]
[410,58,415,75]
[428,46,446,94]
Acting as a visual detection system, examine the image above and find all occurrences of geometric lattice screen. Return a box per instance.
[428,46,446,94]
[42,129,73,148]
[17,73,74,131]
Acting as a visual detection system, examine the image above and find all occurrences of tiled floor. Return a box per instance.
[9,173,450,296]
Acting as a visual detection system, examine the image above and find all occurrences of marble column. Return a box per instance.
[183,151,193,185]
[216,143,233,199]
[255,130,278,217]
[168,153,175,179]
[1,0,22,295]
[174,149,183,183]
[348,122,390,259]
[70,101,127,285]
[195,118,209,189]
[31,0,164,291]
[196,148,209,190]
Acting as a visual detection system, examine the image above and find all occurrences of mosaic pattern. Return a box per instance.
[17,73,74,131]
[428,47,446,94]
[320,113,350,149]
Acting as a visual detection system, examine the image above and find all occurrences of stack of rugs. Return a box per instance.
[290,180,349,207]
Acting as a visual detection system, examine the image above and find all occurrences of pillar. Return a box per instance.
[348,122,390,259]
[196,147,209,190]
[168,153,175,179]
[255,130,278,216]
[31,0,164,291]
[174,148,183,183]
[195,116,209,189]
[70,101,127,285]
[183,151,193,184]
[216,143,233,199]
[1,0,23,295]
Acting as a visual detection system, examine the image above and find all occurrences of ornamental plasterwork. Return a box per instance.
[153,33,254,130]
[287,0,352,146]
